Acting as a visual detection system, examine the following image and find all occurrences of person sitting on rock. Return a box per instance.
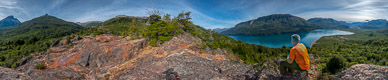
[279,34,310,78]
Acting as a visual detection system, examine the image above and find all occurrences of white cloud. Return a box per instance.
[296,0,388,22]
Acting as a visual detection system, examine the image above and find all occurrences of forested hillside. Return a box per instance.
[0,14,84,67]
[312,29,388,75]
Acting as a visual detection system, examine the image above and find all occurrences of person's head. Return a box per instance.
[291,34,300,46]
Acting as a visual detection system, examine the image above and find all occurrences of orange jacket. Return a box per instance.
[289,43,310,70]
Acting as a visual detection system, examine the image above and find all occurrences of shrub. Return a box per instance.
[35,62,46,69]
[11,62,17,68]
[327,55,346,74]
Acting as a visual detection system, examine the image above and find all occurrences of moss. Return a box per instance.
[104,74,111,79]
[35,62,45,69]
[11,62,17,68]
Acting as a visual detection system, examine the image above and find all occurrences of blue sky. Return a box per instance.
[1,0,388,29]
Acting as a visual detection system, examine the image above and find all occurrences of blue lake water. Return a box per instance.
[227,29,354,48]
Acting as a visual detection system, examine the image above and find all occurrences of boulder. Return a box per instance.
[338,64,388,79]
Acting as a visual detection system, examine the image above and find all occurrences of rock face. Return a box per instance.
[0,15,21,27]
[338,64,388,79]
[4,33,259,79]
[251,54,321,80]
[0,67,30,79]
[113,33,257,79]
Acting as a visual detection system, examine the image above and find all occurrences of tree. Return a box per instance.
[163,14,171,22]
[129,17,138,38]
[176,11,194,32]
[327,55,347,74]
[149,14,161,24]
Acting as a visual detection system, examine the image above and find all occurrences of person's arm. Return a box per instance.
[288,49,296,64]
[287,58,294,64]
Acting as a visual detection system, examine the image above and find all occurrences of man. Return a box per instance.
[279,34,310,77]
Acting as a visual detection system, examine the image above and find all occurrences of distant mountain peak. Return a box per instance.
[0,15,21,27]
[3,15,18,20]
[5,15,15,18]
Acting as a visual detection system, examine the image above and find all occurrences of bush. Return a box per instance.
[35,62,45,69]
[327,55,346,74]
[145,21,182,46]
[11,62,17,68]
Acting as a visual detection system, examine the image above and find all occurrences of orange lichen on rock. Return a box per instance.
[154,50,167,58]
[122,50,128,60]
[47,52,83,68]
[84,40,90,48]
[105,47,111,54]
[214,55,225,60]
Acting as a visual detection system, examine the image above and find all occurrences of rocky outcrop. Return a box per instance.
[338,64,388,79]
[251,54,321,80]
[0,67,30,79]
[4,33,384,80]
[4,33,258,79]
[112,33,258,79]
[15,34,148,79]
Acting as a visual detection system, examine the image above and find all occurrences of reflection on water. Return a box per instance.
[228,29,354,48]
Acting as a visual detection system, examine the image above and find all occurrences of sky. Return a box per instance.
[0,0,388,29]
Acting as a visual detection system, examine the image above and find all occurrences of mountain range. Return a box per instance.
[357,19,388,29]
[221,14,317,35]
[0,15,21,28]
[213,28,229,33]
[76,21,102,28]
[222,14,388,35]
[307,18,350,29]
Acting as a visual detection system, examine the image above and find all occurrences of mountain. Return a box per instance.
[347,22,363,27]
[76,21,102,28]
[0,15,21,27]
[358,19,388,29]
[307,18,350,29]
[212,28,229,33]
[0,14,84,41]
[221,14,317,35]
[0,14,84,67]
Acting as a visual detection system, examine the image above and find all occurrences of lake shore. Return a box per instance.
[309,29,354,48]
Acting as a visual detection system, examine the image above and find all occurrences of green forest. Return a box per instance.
[312,29,388,75]
[0,15,84,68]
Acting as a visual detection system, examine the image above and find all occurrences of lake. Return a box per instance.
[227,29,354,48]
